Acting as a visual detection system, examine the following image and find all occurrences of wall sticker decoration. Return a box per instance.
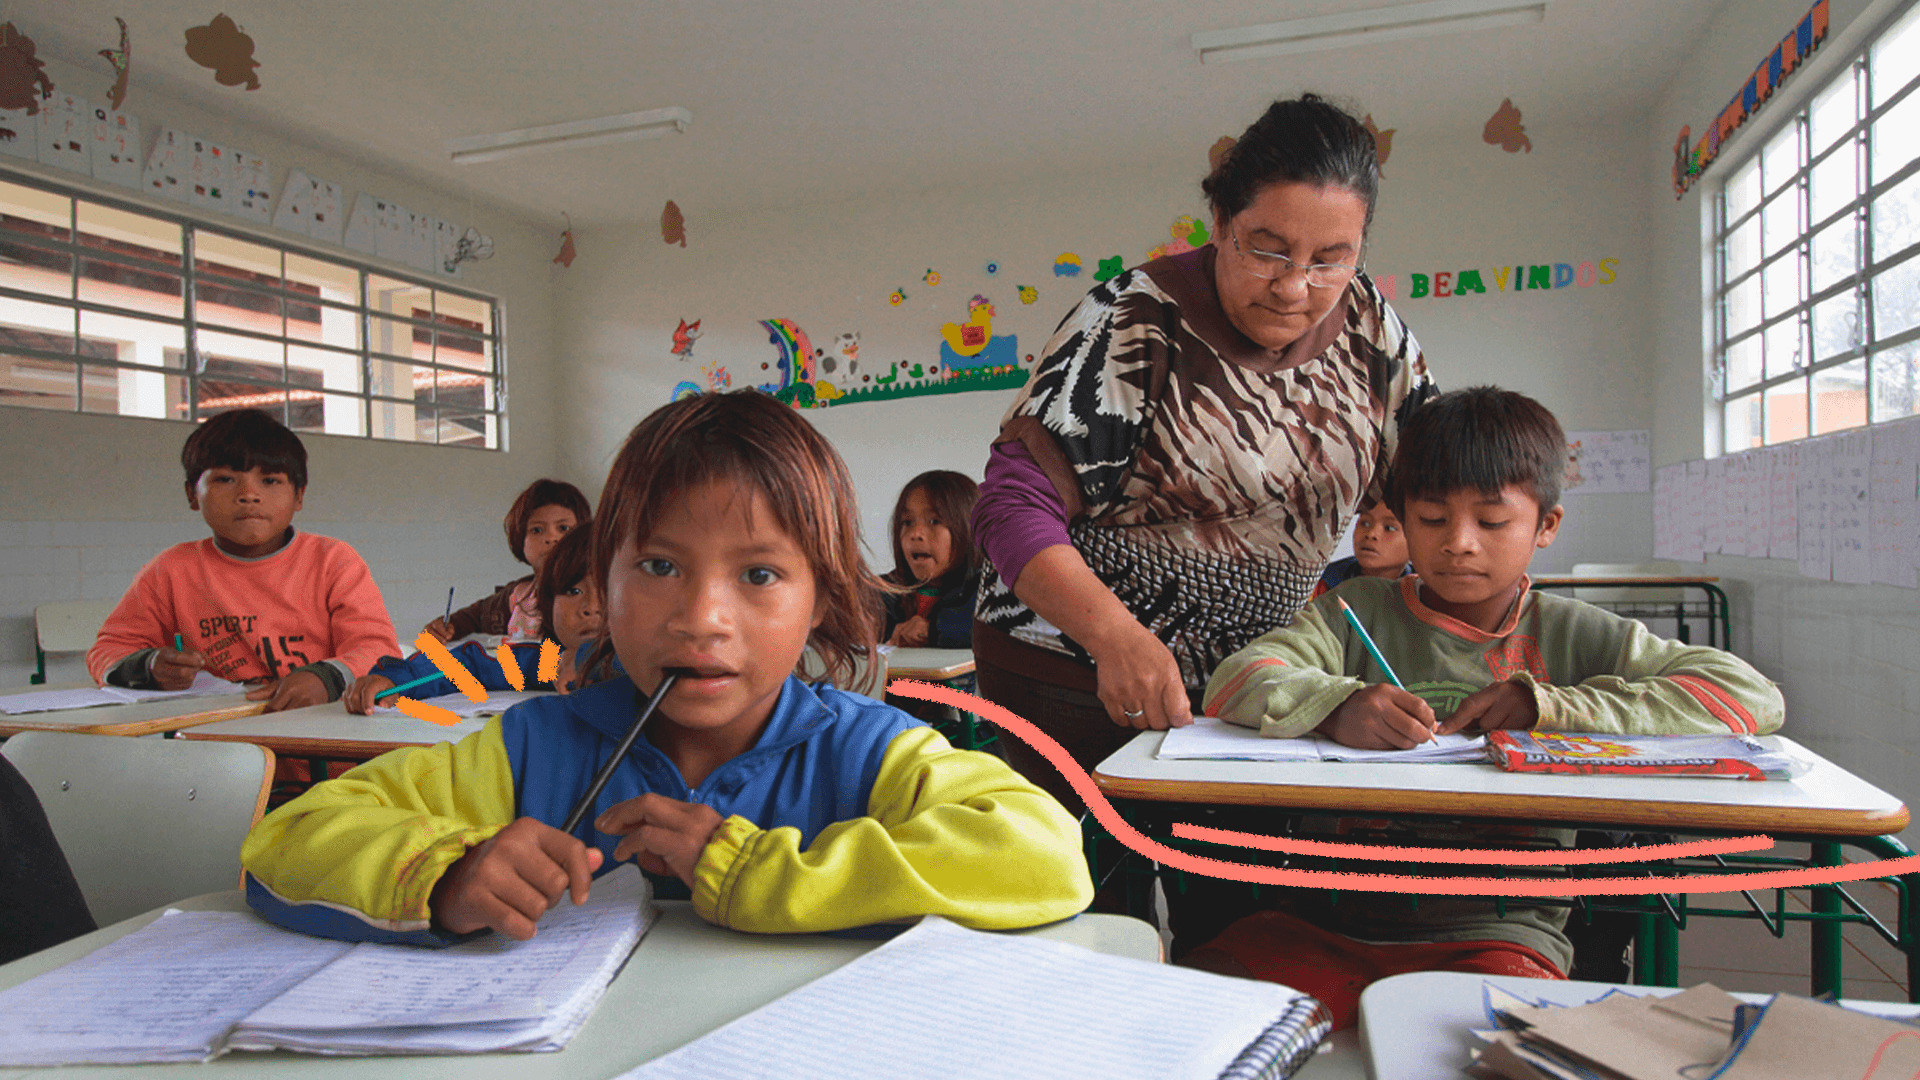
[184,14,261,91]
[1671,0,1829,197]
[1483,98,1531,154]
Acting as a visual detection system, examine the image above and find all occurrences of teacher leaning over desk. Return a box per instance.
[970,93,1438,818]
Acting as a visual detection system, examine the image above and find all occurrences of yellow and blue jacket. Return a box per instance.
[240,674,1092,945]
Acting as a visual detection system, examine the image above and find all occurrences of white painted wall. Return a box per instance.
[0,55,561,685]
[1645,0,1918,839]
[557,116,1655,569]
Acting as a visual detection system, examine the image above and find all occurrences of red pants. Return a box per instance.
[1183,909,1565,1030]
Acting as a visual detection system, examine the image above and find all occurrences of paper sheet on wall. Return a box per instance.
[142,128,190,202]
[0,105,37,160]
[187,137,229,213]
[1680,460,1707,562]
[35,92,92,174]
[373,199,408,262]
[1797,438,1833,580]
[407,211,435,272]
[1723,456,1750,557]
[88,108,140,187]
[1704,458,1728,556]
[1745,450,1772,556]
[1870,419,1919,588]
[229,150,273,225]
[434,218,462,276]
[307,178,343,245]
[1564,430,1652,494]
[1769,443,1799,560]
[1652,464,1678,559]
[342,192,378,254]
[272,168,314,233]
[1830,430,1872,584]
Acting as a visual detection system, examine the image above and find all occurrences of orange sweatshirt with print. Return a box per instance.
[88,530,401,688]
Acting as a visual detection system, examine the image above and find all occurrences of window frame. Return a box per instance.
[1710,0,1920,453]
[0,167,508,451]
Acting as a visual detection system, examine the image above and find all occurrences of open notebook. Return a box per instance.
[1159,716,1487,763]
[620,915,1332,1080]
[0,867,655,1065]
[0,671,241,715]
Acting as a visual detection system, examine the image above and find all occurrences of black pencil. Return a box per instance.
[559,670,682,835]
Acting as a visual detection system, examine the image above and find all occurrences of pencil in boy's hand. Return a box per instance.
[173,633,184,652]
[444,586,455,623]
[1335,597,1406,690]
[559,669,684,836]
[374,671,445,701]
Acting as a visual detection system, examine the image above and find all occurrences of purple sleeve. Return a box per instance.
[972,440,1073,587]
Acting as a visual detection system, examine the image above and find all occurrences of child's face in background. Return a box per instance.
[1350,503,1407,577]
[897,488,955,584]
[1402,484,1561,631]
[550,579,604,649]
[188,466,304,559]
[606,479,822,746]
[523,505,578,573]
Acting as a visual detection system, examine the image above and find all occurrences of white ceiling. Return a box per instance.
[23,1,1730,226]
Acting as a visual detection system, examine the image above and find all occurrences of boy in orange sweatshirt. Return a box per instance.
[87,409,400,712]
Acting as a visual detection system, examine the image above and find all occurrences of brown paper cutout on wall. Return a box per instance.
[99,17,130,111]
[1483,98,1531,153]
[1208,136,1235,174]
[0,23,55,115]
[553,213,577,268]
[1363,114,1394,175]
[660,200,686,247]
[184,14,260,90]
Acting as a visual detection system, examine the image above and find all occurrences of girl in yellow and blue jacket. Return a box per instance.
[241,390,1093,945]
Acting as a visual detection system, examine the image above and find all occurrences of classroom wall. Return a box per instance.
[555,114,1655,567]
[0,55,563,686]
[1645,0,1918,838]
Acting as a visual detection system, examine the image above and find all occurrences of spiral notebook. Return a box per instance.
[619,915,1331,1080]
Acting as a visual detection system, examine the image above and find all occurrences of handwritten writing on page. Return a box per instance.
[1769,444,1799,560]
[1871,418,1920,588]
[1797,438,1832,580]
[0,911,349,1065]
[1830,430,1873,584]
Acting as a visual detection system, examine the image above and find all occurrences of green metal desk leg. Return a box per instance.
[1655,900,1681,986]
[1633,899,1660,985]
[1811,841,1845,997]
[1850,834,1917,1002]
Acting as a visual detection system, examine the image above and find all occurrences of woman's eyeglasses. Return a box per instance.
[1229,232,1360,288]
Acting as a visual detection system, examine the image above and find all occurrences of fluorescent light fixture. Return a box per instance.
[1192,0,1547,63]
[447,106,692,165]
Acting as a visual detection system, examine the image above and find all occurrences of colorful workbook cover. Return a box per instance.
[1485,732,1804,780]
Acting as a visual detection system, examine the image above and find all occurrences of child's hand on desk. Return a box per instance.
[343,674,394,714]
[246,669,330,712]
[1436,681,1538,735]
[598,794,725,889]
[1318,684,1438,749]
[422,617,455,643]
[431,818,604,940]
[150,646,206,690]
[887,616,930,647]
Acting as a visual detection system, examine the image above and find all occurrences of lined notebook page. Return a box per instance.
[622,916,1310,1080]
[0,672,240,715]
[1158,717,1484,763]
[0,910,350,1065]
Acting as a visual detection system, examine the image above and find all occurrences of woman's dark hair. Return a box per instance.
[504,479,591,564]
[590,389,883,688]
[534,527,594,633]
[1384,386,1568,522]
[1202,93,1380,232]
[889,470,980,586]
[181,408,308,491]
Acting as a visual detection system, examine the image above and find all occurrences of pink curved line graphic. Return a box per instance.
[889,680,1920,897]
[1170,823,1774,865]
[1859,1030,1920,1080]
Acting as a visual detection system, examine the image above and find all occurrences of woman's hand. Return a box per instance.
[886,616,930,648]
[597,794,725,890]
[343,674,394,714]
[1086,619,1191,730]
[430,818,602,940]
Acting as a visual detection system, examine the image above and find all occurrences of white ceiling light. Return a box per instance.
[447,106,692,165]
[1192,0,1547,63]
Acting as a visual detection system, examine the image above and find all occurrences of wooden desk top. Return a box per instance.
[1092,732,1909,836]
[0,689,264,738]
[176,697,522,759]
[0,892,1165,1080]
[883,647,975,682]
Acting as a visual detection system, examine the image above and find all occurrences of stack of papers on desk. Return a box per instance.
[0,867,654,1064]
[1158,717,1487,763]
[372,689,547,719]
[0,671,241,715]
[1470,981,1920,1079]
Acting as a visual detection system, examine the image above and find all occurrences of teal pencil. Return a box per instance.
[173,633,184,652]
[375,672,443,701]
[1335,596,1406,689]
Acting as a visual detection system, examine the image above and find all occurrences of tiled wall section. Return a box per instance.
[1710,555,1920,846]
[0,519,524,686]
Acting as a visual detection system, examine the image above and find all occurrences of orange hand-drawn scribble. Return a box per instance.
[1859,1030,1920,1080]
[888,680,1920,897]
[496,643,525,691]
[413,631,486,703]
[538,639,561,684]
[395,696,461,727]
[1170,823,1773,866]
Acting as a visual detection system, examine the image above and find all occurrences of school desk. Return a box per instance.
[0,891,1321,1080]
[882,646,976,682]
[176,695,512,780]
[1092,732,1916,1000]
[1355,969,1920,1080]
[0,684,262,739]
[1530,575,1729,649]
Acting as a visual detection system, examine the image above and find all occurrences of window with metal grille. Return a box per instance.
[0,170,505,449]
[1713,2,1920,452]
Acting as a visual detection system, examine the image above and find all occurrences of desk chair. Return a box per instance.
[1567,561,1697,643]
[30,600,116,685]
[0,732,274,926]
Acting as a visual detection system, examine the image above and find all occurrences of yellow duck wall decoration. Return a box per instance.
[940,295,996,358]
